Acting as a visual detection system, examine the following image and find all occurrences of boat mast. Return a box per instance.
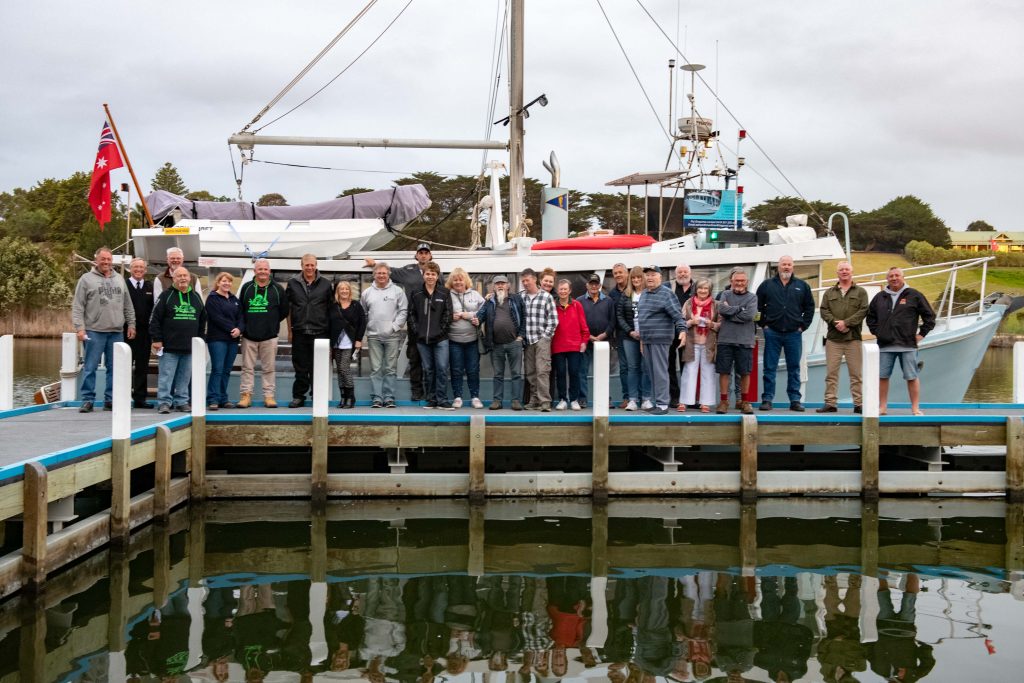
[507,0,525,239]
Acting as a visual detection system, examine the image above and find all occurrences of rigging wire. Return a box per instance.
[249,158,463,177]
[239,0,381,134]
[253,0,416,134]
[480,0,509,171]
[633,0,827,226]
[594,0,672,143]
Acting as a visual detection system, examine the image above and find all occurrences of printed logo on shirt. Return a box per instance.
[172,301,197,321]
[248,291,269,313]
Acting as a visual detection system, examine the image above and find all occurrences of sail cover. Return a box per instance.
[145,184,431,228]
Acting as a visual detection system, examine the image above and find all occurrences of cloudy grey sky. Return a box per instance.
[2,0,1021,232]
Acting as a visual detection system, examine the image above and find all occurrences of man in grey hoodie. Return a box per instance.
[360,262,409,408]
[70,246,136,412]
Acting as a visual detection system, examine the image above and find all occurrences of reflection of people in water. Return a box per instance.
[712,574,757,681]
[235,584,286,681]
[477,575,524,672]
[818,574,867,683]
[753,576,813,682]
[867,574,935,683]
[444,575,481,675]
[203,586,238,682]
[674,572,717,681]
[326,582,367,672]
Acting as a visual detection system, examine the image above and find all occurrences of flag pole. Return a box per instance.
[103,103,155,230]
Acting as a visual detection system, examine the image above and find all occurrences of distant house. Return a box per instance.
[948,230,1024,253]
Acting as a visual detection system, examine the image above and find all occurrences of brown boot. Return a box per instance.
[264,394,278,409]
[237,392,251,409]
[716,400,729,414]
[738,400,754,414]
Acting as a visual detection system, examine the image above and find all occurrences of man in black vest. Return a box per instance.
[125,258,155,408]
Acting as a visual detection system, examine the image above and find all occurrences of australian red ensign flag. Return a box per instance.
[87,120,124,229]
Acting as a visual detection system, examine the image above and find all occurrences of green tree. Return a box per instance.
[746,196,853,235]
[567,189,594,233]
[257,193,288,206]
[0,236,73,315]
[337,187,375,198]
[853,195,950,251]
[151,162,188,195]
[186,189,231,202]
[966,219,995,232]
[2,207,50,241]
[586,192,643,232]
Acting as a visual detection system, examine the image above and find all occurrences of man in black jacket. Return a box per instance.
[756,255,815,412]
[867,267,936,416]
[408,262,453,409]
[286,254,333,408]
[150,267,207,414]
[238,258,290,408]
[125,258,154,408]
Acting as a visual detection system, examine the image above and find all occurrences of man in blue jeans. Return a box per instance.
[70,246,136,412]
[576,273,615,409]
[479,276,526,410]
[756,255,815,411]
[408,263,453,409]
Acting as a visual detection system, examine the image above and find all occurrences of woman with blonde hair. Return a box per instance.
[328,280,366,408]
[614,266,650,410]
[446,268,486,408]
[679,278,720,412]
[205,272,243,410]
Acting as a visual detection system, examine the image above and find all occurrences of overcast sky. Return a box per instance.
[2,0,1021,232]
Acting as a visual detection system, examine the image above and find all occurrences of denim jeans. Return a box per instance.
[157,351,192,407]
[616,338,630,402]
[367,336,402,402]
[80,330,123,402]
[578,343,594,402]
[490,341,523,403]
[207,340,239,405]
[620,337,651,401]
[417,339,450,405]
[553,351,582,402]
[448,339,480,399]
[762,327,803,403]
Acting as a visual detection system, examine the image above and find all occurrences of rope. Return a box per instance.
[239,0,380,134]
[253,0,416,134]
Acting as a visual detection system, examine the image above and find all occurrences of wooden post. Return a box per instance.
[469,415,487,503]
[861,501,879,578]
[862,417,880,501]
[312,339,330,503]
[1007,416,1024,503]
[154,425,172,522]
[110,438,131,547]
[739,502,757,576]
[190,338,208,501]
[468,503,485,577]
[592,342,610,502]
[740,415,758,503]
[21,462,48,589]
[1005,503,1023,574]
[61,332,79,402]
[0,334,12,411]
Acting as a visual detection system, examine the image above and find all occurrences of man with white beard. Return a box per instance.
[479,275,526,410]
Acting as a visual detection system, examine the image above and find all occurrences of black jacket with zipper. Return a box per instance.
[408,284,452,345]
[286,273,333,335]
[866,286,936,349]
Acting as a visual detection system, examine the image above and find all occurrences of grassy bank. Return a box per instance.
[0,307,70,337]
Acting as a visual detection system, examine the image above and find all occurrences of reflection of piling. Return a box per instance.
[153,522,171,609]
[19,597,46,683]
[740,502,757,575]
[107,548,130,680]
[1007,503,1023,574]
[468,503,485,577]
[861,502,879,578]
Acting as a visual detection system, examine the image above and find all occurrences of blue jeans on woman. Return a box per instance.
[553,351,582,402]
[449,339,480,399]
[208,340,239,405]
[620,337,651,402]
[417,339,450,406]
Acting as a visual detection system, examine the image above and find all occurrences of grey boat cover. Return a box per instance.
[145,184,431,228]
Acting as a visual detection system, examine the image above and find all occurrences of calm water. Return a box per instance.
[1,499,1022,682]
[7,338,1018,406]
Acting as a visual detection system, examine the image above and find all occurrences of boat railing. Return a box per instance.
[807,255,995,356]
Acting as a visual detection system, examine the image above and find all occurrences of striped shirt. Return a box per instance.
[520,289,557,344]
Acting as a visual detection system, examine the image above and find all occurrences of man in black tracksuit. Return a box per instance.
[756,255,815,411]
[286,254,333,408]
[408,262,453,409]
[150,267,207,413]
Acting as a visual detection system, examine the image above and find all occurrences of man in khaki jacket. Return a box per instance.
[817,261,869,413]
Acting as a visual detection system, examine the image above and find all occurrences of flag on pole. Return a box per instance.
[88,120,124,229]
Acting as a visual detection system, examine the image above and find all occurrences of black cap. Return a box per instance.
[416,243,431,252]
[587,273,602,283]
[642,264,660,272]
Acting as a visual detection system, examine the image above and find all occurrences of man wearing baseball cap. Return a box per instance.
[636,265,687,415]
[365,243,440,401]
[576,273,615,409]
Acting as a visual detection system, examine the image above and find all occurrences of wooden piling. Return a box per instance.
[153,523,171,609]
[107,550,130,653]
[591,502,609,578]
[190,417,207,501]
[21,462,48,589]
[110,438,131,546]
[311,416,328,504]
[468,504,485,577]
[861,501,879,578]
[188,503,206,587]
[469,415,487,503]
[740,415,758,503]
[18,601,46,683]
[154,425,172,523]
[592,417,609,503]
[861,417,880,501]
[1007,416,1024,503]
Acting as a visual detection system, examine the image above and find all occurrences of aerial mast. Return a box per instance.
[507,0,525,239]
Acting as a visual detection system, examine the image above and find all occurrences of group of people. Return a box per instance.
[123,571,934,682]
[71,243,937,415]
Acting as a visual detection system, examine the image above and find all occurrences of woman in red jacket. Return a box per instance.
[551,279,590,410]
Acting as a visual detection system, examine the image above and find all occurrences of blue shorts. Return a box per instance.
[715,344,753,376]
[879,350,920,380]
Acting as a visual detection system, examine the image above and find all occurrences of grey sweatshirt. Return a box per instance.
[716,288,758,347]
[360,280,408,339]
[71,267,136,333]
[449,288,485,343]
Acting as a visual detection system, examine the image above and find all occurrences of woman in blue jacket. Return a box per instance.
[205,272,244,409]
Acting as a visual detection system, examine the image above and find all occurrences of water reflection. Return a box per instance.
[1,499,1022,682]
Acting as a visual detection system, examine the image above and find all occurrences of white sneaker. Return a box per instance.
[625,400,638,411]
[471,397,484,409]
[555,400,568,410]
[640,399,654,410]
[452,397,463,408]
[570,400,581,411]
